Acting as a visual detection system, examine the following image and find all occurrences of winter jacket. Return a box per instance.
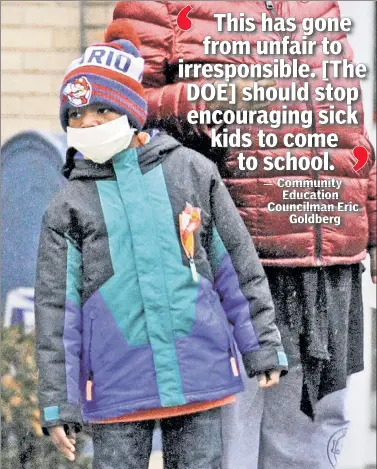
[35,134,287,432]
[113,0,377,267]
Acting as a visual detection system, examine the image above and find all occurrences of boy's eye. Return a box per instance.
[97,107,112,115]
[68,109,81,119]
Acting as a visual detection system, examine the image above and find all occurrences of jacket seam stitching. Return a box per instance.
[165,2,176,62]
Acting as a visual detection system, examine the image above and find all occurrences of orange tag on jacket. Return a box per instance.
[179,202,202,259]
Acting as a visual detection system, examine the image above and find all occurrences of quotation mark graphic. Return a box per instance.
[177,5,193,31]
[352,146,368,172]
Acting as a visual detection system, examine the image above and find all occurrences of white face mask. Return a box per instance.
[66,115,136,164]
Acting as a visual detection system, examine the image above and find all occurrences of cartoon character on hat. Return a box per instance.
[63,77,92,107]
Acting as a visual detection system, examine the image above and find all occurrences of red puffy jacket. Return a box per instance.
[113,1,376,267]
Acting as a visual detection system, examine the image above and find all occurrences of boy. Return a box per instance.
[35,20,287,469]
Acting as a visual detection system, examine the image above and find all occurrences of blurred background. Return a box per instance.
[1,1,376,468]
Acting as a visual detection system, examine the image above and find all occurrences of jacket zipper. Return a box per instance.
[265,1,274,11]
[188,256,198,282]
[229,348,239,377]
[86,316,94,401]
[264,1,322,265]
[86,371,93,401]
[222,312,239,376]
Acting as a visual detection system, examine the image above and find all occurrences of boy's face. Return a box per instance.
[67,104,121,128]
[67,103,150,150]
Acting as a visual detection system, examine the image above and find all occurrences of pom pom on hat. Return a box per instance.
[60,19,147,132]
[104,18,141,49]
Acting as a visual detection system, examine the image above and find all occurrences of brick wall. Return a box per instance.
[1,1,116,143]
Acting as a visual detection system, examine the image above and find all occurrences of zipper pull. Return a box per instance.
[229,350,240,377]
[86,372,93,401]
[265,1,274,10]
[189,257,198,283]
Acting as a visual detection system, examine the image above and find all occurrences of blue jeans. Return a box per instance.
[92,407,222,469]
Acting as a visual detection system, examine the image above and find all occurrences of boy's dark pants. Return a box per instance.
[92,407,222,469]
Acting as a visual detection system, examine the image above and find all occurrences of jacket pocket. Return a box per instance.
[84,310,95,401]
[205,285,240,377]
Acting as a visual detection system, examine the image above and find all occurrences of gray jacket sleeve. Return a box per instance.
[208,167,288,378]
[35,209,83,434]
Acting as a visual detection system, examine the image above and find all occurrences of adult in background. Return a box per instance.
[110,2,376,468]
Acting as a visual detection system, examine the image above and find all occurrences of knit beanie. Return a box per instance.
[59,19,147,132]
